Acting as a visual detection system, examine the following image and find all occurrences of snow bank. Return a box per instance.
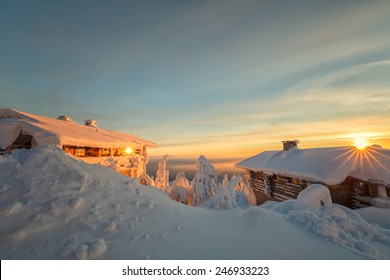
[1,146,389,259]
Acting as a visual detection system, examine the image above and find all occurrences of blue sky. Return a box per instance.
[1,0,390,157]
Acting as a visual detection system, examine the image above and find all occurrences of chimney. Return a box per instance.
[57,115,72,122]
[84,119,97,128]
[282,140,299,151]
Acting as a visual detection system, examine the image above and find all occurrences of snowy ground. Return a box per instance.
[1,145,389,260]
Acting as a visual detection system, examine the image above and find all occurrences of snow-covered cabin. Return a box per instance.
[235,141,390,208]
[0,109,157,178]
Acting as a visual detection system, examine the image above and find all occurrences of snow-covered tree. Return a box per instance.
[221,174,229,188]
[155,155,169,190]
[191,155,217,206]
[206,182,238,209]
[170,172,192,204]
[228,175,257,206]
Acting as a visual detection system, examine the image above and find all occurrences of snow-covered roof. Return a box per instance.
[0,108,157,149]
[235,146,390,186]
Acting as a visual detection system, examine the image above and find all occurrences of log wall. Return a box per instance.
[248,170,385,209]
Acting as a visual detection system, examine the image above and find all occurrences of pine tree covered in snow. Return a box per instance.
[155,155,169,190]
[191,155,217,206]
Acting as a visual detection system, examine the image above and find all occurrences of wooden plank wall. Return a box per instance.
[272,175,304,201]
[249,171,275,204]
[248,170,383,209]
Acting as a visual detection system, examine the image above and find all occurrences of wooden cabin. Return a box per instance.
[0,108,157,178]
[236,141,390,209]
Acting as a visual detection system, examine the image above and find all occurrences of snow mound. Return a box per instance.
[294,184,332,210]
[74,239,107,260]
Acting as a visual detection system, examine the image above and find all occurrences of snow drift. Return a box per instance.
[1,145,390,259]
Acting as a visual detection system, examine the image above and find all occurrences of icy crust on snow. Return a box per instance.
[0,108,156,149]
[1,146,390,259]
[236,146,390,185]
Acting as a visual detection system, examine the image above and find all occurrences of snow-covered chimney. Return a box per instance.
[84,119,97,128]
[282,140,299,151]
[57,115,72,122]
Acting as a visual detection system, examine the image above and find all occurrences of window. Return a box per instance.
[75,148,86,157]
[101,148,110,156]
[290,178,302,185]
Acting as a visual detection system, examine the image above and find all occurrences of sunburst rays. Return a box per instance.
[324,145,389,183]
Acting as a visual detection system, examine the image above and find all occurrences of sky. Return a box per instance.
[1,0,390,158]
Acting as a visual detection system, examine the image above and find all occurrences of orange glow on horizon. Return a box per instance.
[148,135,390,158]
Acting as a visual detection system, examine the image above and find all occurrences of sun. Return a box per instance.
[354,138,370,150]
[125,147,133,154]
